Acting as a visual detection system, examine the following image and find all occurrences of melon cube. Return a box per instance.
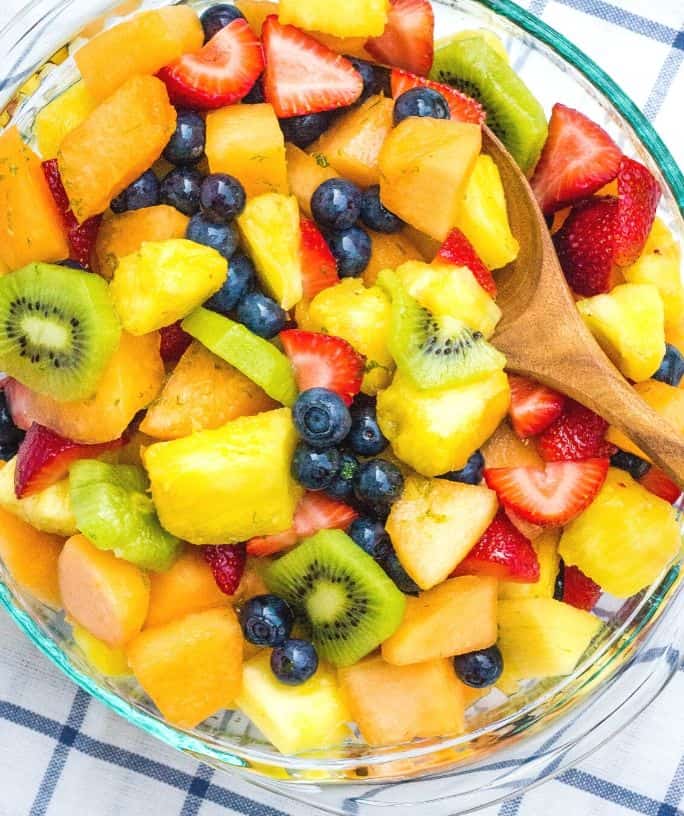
[235,0,278,35]
[35,81,96,159]
[363,229,424,286]
[402,225,441,261]
[499,529,560,600]
[285,143,338,217]
[279,0,388,38]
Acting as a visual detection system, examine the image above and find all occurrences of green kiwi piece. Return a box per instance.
[430,36,548,172]
[0,263,121,402]
[69,459,181,572]
[182,307,298,407]
[265,529,406,668]
[379,270,506,390]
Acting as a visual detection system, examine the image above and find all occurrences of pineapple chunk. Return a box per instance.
[235,0,279,35]
[35,81,95,159]
[236,651,350,754]
[577,283,665,382]
[72,623,131,677]
[377,370,510,477]
[363,229,425,287]
[386,475,498,589]
[237,193,302,310]
[0,458,76,536]
[499,529,560,600]
[279,0,388,38]
[285,143,338,217]
[144,408,301,545]
[559,468,680,598]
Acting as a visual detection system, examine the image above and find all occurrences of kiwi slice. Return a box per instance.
[379,270,506,390]
[430,36,548,172]
[182,307,298,407]
[0,263,121,402]
[265,529,406,668]
[69,459,181,572]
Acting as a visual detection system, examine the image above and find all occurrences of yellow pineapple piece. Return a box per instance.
[0,458,76,536]
[235,0,278,35]
[72,623,131,677]
[305,31,372,60]
[363,229,425,287]
[666,315,684,356]
[499,529,560,600]
[285,143,338,217]
[279,0,388,38]
[35,81,95,159]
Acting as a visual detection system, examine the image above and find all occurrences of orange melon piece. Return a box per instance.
[58,75,176,222]
[306,31,372,59]
[58,534,150,648]
[363,229,424,286]
[0,505,64,607]
[0,127,69,270]
[481,420,543,469]
[127,607,243,728]
[285,143,338,217]
[403,225,441,261]
[93,205,188,279]
[75,6,203,102]
[235,0,279,35]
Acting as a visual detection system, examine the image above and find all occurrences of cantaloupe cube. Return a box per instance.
[382,576,498,665]
[0,459,76,537]
[58,534,150,648]
[499,529,560,600]
[285,143,338,217]
[35,81,96,159]
[72,623,131,677]
[363,229,424,286]
[127,607,243,728]
[206,104,288,198]
[235,0,279,35]
[402,225,441,261]
[279,0,388,38]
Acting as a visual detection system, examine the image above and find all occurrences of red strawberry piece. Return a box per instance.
[508,375,565,439]
[3,379,34,431]
[299,217,339,300]
[246,529,299,558]
[159,18,264,110]
[484,458,610,526]
[531,103,622,216]
[613,156,661,267]
[451,510,540,582]
[434,228,497,297]
[14,423,126,498]
[366,0,434,77]
[203,542,247,595]
[262,17,363,118]
[42,158,73,217]
[159,321,193,364]
[390,69,485,125]
[639,466,681,504]
[538,400,616,462]
[562,564,601,612]
[280,329,365,406]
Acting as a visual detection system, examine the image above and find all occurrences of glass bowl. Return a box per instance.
[1,1,683,813]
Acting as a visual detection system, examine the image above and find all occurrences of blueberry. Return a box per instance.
[393,88,451,126]
[163,110,206,166]
[326,452,359,501]
[359,185,403,234]
[56,259,85,269]
[0,392,24,457]
[348,401,388,457]
[440,450,485,485]
[160,166,203,215]
[243,76,265,104]
[271,638,319,685]
[453,646,504,688]
[279,111,335,149]
[240,594,294,647]
[110,170,159,213]
[186,213,239,259]
[381,550,420,595]
[348,517,392,561]
[354,459,403,505]
[204,253,256,313]
[610,449,651,480]
[311,178,362,232]
[347,57,391,103]
[325,226,371,277]
[200,173,246,223]
[292,442,341,490]
[553,559,565,601]
[200,3,245,41]
[294,388,352,448]
[236,291,287,339]
[652,343,684,387]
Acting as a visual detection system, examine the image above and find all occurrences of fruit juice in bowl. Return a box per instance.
[0,0,684,812]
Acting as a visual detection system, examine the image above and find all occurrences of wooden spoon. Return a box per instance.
[483,126,684,488]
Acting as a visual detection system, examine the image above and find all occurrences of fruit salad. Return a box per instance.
[0,0,681,759]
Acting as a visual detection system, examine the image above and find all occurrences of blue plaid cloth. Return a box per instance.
[1,1,683,814]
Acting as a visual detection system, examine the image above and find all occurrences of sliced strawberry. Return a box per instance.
[639,466,681,504]
[613,156,661,267]
[280,329,364,406]
[159,321,193,364]
[451,510,540,583]
[159,18,264,110]
[42,158,72,216]
[484,458,610,526]
[538,400,616,462]
[262,17,363,117]
[508,375,565,439]
[299,217,339,300]
[562,564,601,612]
[531,103,622,216]
[390,69,484,125]
[204,542,247,595]
[366,0,434,76]
[14,423,126,498]
[246,528,298,558]
[434,228,497,297]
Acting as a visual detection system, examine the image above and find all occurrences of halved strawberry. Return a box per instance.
[14,423,126,498]
[538,400,616,462]
[484,458,610,526]
[614,156,661,267]
[531,103,622,216]
[451,510,540,583]
[366,0,434,76]
[508,375,565,439]
[246,528,298,558]
[158,18,264,110]
[262,17,363,117]
[434,228,497,297]
[639,466,681,504]
[159,321,193,364]
[279,329,364,406]
[299,217,339,300]
[562,564,601,612]
[390,68,484,125]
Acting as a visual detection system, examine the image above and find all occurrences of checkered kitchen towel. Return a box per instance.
[1,0,683,814]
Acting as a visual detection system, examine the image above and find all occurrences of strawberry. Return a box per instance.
[279,329,365,406]
[14,423,126,498]
[203,542,247,595]
[366,0,434,77]
[613,156,661,267]
[562,564,601,612]
[484,458,610,526]
[639,466,681,504]
[159,321,193,363]
[538,400,616,462]
[246,529,299,558]
[262,17,363,118]
[42,158,71,214]
[451,510,540,582]
[390,69,485,125]
[508,375,565,439]
[434,228,497,297]
[158,19,264,110]
[531,103,622,215]
[299,217,339,300]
